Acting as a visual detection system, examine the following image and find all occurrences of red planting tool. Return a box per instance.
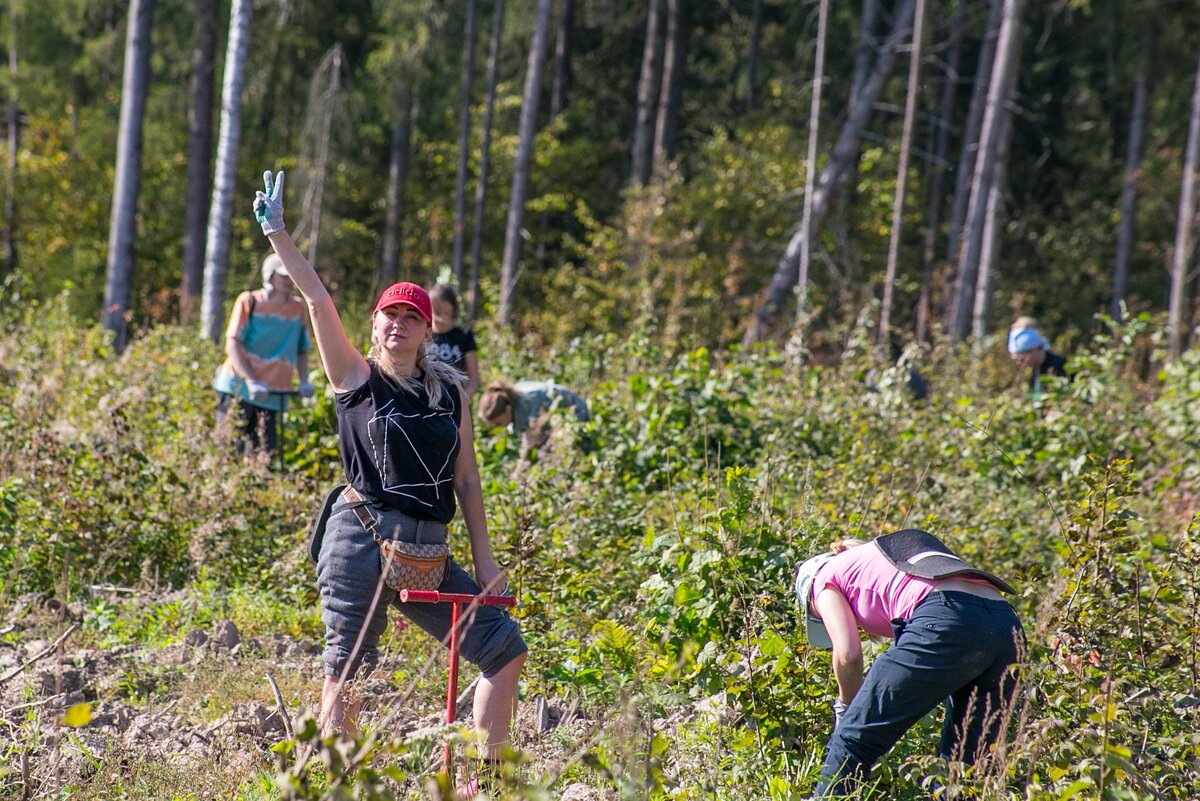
[399,588,517,773]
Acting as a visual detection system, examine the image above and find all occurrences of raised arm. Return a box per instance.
[254,170,369,392]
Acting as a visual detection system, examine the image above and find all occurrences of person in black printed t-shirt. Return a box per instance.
[252,170,525,793]
[429,283,480,395]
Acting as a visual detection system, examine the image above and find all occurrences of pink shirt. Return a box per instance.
[811,542,942,638]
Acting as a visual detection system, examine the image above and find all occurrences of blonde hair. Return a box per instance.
[830,537,865,554]
[367,337,464,409]
[478,381,517,426]
[1011,315,1038,330]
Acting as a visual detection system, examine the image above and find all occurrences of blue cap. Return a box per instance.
[1008,326,1049,355]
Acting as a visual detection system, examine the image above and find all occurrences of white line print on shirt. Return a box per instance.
[366,397,459,510]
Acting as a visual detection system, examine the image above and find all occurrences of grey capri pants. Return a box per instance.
[316,495,527,680]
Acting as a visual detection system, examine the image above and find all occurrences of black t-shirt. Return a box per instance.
[335,365,463,523]
[430,326,477,373]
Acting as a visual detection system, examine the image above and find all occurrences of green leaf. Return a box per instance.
[1055,779,1093,799]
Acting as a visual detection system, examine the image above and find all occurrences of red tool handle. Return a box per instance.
[399,589,516,607]
[395,588,518,775]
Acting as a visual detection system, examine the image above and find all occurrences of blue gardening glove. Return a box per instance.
[253,170,286,235]
[297,380,315,399]
[246,378,270,402]
[833,699,848,728]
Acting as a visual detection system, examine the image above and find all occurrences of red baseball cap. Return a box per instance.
[372,282,432,323]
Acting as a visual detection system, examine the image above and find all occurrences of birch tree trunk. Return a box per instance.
[1168,49,1200,360]
[102,0,154,352]
[971,103,1013,339]
[200,0,251,343]
[944,0,1003,315]
[468,0,505,324]
[380,81,413,290]
[742,0,762,112]
[879,0,927,347]
[2,3,18,275]
[630,0,666,187]
[1112,27,1150,322]
[550,0,573,119]
[916,0,966,343]
[497,0,552,325]
[179,0,216,324]
[744,0,916,345]
[948,0,1023,342]
[796,0,829,319]
[652,0,689,175]
[451,0,478,284]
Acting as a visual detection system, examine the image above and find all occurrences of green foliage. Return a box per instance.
[3,306,1200,798]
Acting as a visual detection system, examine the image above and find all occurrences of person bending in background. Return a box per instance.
[1007,316,1070,396]
[429,283,481,395]
[794,530,1024,798]
[476,379,590,452]
[252,171,525,795]
[212,252,314,457]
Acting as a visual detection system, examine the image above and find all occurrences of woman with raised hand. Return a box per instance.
[794,530,1024,798]
[252,171,526,785]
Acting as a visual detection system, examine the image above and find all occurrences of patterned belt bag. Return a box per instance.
[341,486,449,592]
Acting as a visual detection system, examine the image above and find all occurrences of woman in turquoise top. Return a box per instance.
[212,253,314,456]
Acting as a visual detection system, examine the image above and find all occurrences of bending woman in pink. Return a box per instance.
[795,530,1023,796]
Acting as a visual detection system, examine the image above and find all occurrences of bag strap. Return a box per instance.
[341,485,439,546]
[341,486,382,543]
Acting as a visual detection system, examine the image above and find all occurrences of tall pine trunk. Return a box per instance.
[849,0,881,110]
[468,0,505,324]
[102,0,154,352]
[497,0,552,325]
[1168,49,1200,360]
[879,0,927,347]
[795,0,829,319]
[742,0,762,112]
[917,0,966,343]
[2,2,18,275]
[744,0,916,345]
[179,0,216,324]
[293,46,341,267]
[451,0,478,284]
[1112,27,1150,322]
[652,0,689,175]
[948,0,1023,342]
[971,103,1014,339]
[944,0,1003,319]
[380,81,413,290]
[630,0,666,187]
[200,0,251,343]
[550,0,573,119]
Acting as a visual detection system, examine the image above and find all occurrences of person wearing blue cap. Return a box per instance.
[1007,316,1069,395]
[794,530,1024,798]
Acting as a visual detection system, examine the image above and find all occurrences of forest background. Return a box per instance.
[1,0,1200,800]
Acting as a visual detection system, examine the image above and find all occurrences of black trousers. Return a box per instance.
[216,392,279,457]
